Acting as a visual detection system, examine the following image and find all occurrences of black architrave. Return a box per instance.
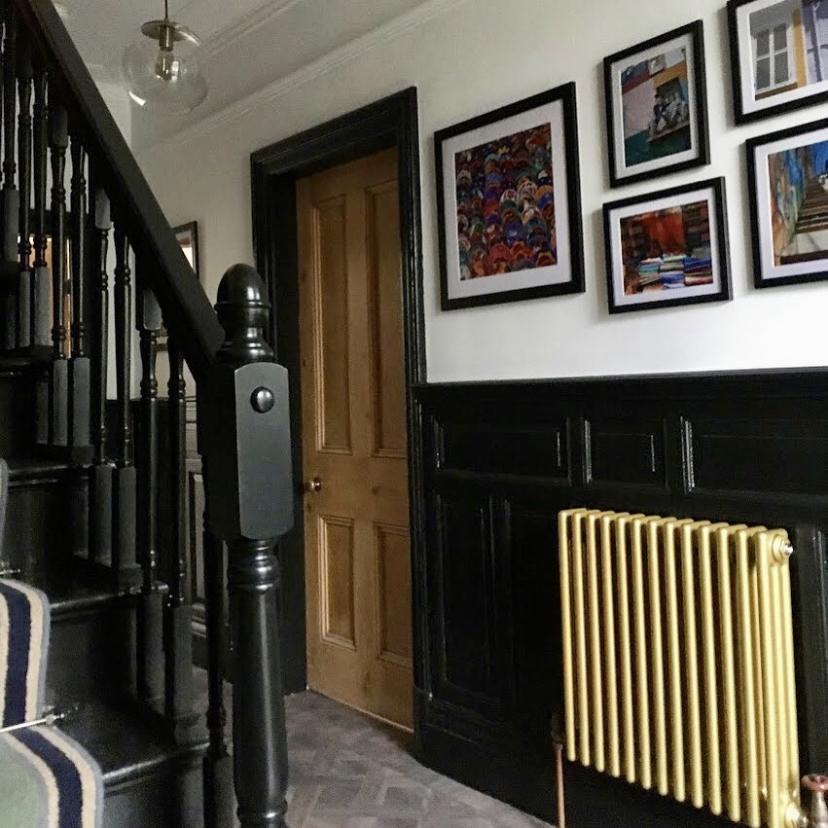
[250,88,427,696]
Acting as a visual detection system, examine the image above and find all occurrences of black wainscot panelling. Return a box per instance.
[411,372,828,828]
[583,417,667,489]
[684,416,828,501]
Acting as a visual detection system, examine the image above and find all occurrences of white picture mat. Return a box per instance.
[753,124,828,279]
[610,31,700,180]
[608,185,722,308]
[736,0,828,115]
[440,99,572,301]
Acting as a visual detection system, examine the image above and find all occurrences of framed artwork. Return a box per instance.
[173,221,200,280]
[604,21,710,187]
[729,0,828,124]
[435,83,584,311]
[747,118,828,288]
[603,177,731,314]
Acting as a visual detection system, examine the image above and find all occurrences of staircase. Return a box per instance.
[0,0,295,827]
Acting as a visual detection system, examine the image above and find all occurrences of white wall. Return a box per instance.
[96,81,141,398]
[135,0,828,382]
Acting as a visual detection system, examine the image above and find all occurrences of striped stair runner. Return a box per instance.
[0,579,102,828]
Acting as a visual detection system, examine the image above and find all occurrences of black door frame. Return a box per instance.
[250,88,428,700]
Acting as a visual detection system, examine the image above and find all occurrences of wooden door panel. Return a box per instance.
[314,196,352,455]
[367,180,406,459]
[319,515,356,648]
[375,522,412,666]
[299,148,412,730]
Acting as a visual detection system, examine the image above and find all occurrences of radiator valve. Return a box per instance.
[800,774,828,828]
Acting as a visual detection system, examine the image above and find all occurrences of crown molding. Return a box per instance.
[137,0,472,153]
[204,0,306,59]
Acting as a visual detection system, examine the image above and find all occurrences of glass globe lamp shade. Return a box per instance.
[123,21,208,113]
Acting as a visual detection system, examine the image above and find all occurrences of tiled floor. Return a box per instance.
[283,691,553,828]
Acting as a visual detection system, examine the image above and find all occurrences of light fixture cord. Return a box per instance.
[164,0,169,22]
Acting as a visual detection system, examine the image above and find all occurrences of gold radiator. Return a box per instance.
[559,509,801,828]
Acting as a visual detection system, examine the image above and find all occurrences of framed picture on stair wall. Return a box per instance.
[173,221,200,281]
[434,82,585,310]
[729,0,828,124]
[747,118,828,288]
[603,177,731,313]
[604,21,710,187]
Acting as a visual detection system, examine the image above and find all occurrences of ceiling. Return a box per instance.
[61,0,432,146]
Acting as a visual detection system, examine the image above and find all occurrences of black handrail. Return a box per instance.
[13,0,223,381]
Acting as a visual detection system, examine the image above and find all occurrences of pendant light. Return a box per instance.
[122,0,208,113]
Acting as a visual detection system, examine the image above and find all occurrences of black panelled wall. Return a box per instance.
[411,371,828,828]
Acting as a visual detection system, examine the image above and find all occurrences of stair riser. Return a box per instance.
[5,474,87,572]
[103,754,205,828]
[0,371,35,457]
[47,602,136,710]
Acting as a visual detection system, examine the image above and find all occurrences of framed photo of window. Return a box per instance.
[173,221,200,280]
[603,177,731,314]
[747,118,828,287]
[158,221,200,349]
[729,0,828,124]
[604,21,710,187]
[435,83,585,310]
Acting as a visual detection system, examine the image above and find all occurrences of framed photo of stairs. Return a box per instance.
[747,118,828,288]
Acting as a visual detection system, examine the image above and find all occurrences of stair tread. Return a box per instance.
[6,456,76,480]
[58,699,206,786]
[22,567,123,618]
[0,355,37,375]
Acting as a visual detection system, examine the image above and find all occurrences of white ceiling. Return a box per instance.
[61,0,431,146]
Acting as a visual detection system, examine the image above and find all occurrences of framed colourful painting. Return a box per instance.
[604,21,710,187]
[729,0,828,124]
[434,83,584,310]
[747,118,828,287]
[603,177,731,314]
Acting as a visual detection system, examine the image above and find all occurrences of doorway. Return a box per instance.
[297,148,412,728]
[250,89,426,731]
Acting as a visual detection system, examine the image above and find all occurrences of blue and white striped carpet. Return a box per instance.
[0,579,102,828]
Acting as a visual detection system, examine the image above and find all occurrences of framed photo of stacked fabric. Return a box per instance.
[747,118,828,287]
[604,21,710,188]
[729,0,828,124]
[435,83,584,310]
[603,177,731,314]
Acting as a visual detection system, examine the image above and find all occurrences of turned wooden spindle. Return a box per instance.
[202,510,233,828]
[136,265,165,705]
[31,63,49,444]
[15,34,32,350]
[69,134,91,459]
[88,184,113,565]
[31,61,49,353]
[164,331,195,735]
[111,216,140,588]
[48,91,69,447]
[1,7,17,351]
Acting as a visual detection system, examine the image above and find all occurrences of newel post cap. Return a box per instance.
[215,263,273,366]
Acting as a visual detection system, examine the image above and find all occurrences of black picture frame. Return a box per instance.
[434,82,584,311]
[173,221,200,281]
[728,0,828,124]
[746,117,828,288]
[603,176,731,314]
[604,20,710,188]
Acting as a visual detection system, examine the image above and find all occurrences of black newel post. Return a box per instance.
[199,264,294,828]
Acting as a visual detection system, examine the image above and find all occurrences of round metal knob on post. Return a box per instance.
[250,386,275,413]
[305,477,322,494]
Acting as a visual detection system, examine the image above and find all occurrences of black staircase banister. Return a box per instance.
[12,0,223,382]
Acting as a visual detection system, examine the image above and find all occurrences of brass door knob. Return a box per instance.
[305,477,323,493]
